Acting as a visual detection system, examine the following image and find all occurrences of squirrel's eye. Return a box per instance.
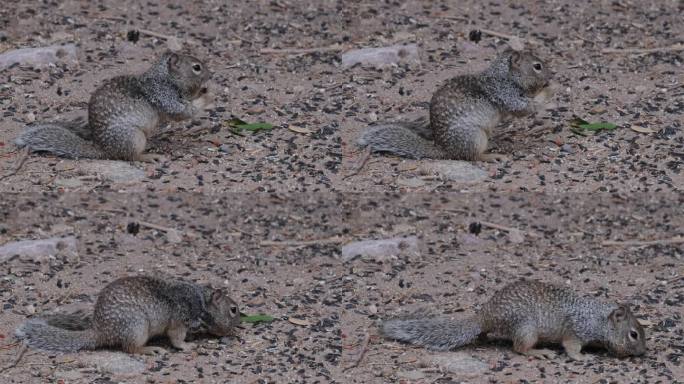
[230,305,238,315]
[533,63,542,71]
[629,330,639,340]
[192,63,202,73]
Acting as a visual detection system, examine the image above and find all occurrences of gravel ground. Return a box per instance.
[0,1,683,383]
[0,0,681,193]
[0,193,682,383]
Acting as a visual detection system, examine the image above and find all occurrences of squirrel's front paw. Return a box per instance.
[192,89,214,110]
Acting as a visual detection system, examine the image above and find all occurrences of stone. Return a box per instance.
[80,352,146,377]
[397,370,426,380]
[0,236,77,262]
[340,236,419,262]
[425,352,489,378]
[560,144,575,154]
[341,44,419,67]
[0,44,78,70]
[457,233,485,246]
[507,229,525,244]
[396,176,426,188]
[80,161,146,184]
[419,161,488,183]
[54,370,84,381]
[54,177,84,188]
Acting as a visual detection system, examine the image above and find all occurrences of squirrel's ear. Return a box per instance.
[609,306,627,323]
[509,50,522,67]
[167,51,180,66]
[210,289,223,303]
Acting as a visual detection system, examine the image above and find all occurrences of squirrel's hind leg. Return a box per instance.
[512,327,558,359]
[511,325,557,359]
[120,325,153,354]
[101,125,148,161]
[442,126,489,161]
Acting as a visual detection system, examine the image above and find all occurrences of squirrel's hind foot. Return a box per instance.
[477,153,510,163]
[135,153,168,163]
[522,348,558,360]
[140,346,169,355]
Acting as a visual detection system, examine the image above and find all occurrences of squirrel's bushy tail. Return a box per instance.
[382,316,482,351]
[42,309,93,331]
[357,121,448,160]
[15,315,99,352]
[15,120,106,159]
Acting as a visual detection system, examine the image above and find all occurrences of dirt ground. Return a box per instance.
[0,193,682,383]
[0,0,682,193]
[0,0,683,383]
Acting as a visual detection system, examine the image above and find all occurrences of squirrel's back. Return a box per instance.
[479,281,588,336]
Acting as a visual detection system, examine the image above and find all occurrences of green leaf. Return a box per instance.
[225,118,274,135]
[569,117,618,135]
[235,123,274,131]
[578,122,617,131]
[240,314,275,324]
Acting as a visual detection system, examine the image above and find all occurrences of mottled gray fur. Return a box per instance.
[382,280,646,359]
[15,276,240,354]
[15,51,210,161]
[358,49,552,161]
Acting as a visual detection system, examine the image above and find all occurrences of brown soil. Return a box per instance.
[0,1,682,383]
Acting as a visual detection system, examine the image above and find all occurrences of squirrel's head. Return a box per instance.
[504,49,552,96]
[202,289,241,336]
[164,51,211,99]
[604,305,646,357]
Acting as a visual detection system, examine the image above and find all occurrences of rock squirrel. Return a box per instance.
[358,49,551,161]
[15,275,240,354]
[382,280,646,360]
[14,51,212,161]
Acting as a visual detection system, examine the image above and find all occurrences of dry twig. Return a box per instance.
[138,221,184,242]
[0,148,29,181]
[477,29,533,49]
[343,147,372,180]
[260,236,346,247]
[602,236,684,246]
[602,44,684,54]
[260,45,344,54]
[478,221,538,237]
[0,344,28,373]
[343,332,371,371]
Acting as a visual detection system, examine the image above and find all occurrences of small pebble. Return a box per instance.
[560,144,575,154]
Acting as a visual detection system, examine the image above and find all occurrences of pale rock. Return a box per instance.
[0,44,78,70]
[425,352,489,378]
[80,352,146,377]
[341,236,419,262]
[341,44,420,67]
[80,161,146,184]
[0,236,77,262]
[419,161,488,183]
[397,370,426,380]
